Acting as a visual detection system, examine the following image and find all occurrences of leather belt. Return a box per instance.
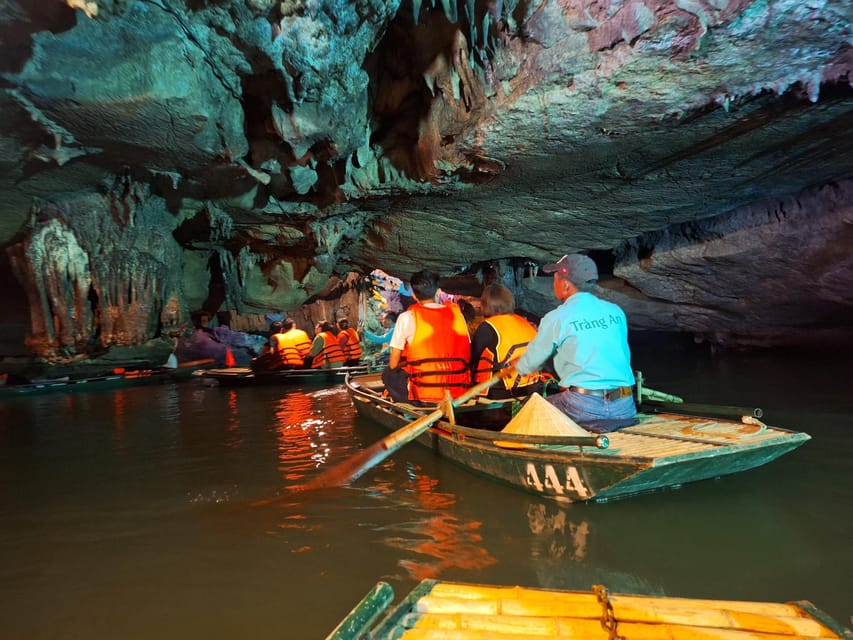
[565,385,634,401]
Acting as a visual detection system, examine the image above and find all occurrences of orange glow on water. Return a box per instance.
[273,392,334,483]
[392,470,497,580]
[226,390,239,426]
[113,390,126,432]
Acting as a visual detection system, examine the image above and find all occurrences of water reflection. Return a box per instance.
[523,499,662,596]
[526,502,589,562]
[226,389,240,430]
[273,390,337,483]
[376,463,497,580]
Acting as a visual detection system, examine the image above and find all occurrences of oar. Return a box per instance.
[299,366,516,492]
[641,398,764,421]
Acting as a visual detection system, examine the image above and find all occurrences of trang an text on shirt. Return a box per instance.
[570,315,624,331]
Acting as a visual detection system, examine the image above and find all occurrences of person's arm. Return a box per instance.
[516,314,556,375]
[469,322,497,371]
[386,312,412,369]
[308,335,324,358]
[363,328,389,343]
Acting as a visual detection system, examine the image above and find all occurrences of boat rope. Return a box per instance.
[593,585,625,640]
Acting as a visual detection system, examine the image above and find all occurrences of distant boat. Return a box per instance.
[344,372,811,503]
[326,580,852,640]
[0,359,214,399]
[195,363,379,387]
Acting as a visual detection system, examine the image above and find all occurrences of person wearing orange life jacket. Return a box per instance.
[336,318,363,366]
[382,270,471,404]
[470,283,549,399]
[309,320,346,369]
[272,318,312,368]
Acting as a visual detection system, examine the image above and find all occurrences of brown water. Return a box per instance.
[1,334,851,639]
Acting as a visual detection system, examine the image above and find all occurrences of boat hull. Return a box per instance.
[197,364,376,387]
[0,359,213,399]
[327,580,853,640]
[346,374,811,503]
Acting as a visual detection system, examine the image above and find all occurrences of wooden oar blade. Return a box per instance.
[299,409,444,491]
[298,367,515,492]
[253,366,516,505]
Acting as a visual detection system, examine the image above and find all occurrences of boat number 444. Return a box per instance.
[525,463,590,499]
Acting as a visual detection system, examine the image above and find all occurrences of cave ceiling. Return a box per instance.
[0,0,852,353]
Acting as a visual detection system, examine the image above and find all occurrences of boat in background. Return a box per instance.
[326,580,853,640]
[0,359,215,399]
[344,372,811,503]
[195,363,378,387]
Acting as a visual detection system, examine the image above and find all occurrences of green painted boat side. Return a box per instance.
[345,373,811,504]
[0,360,212,400]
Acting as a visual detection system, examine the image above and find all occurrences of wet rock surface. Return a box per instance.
[1,0,851,356]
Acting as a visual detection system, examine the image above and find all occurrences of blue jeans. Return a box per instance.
[547,390,636,423]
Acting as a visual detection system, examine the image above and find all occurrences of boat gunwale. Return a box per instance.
[346,373,808,462]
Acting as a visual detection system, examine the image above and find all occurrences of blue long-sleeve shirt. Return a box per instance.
[363,325,394,353]
[516,292,634,389]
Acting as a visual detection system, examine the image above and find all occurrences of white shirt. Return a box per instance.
[389,302,445,351]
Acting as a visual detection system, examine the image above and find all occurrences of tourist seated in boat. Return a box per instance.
[308,320,346,369]
[470,283,549,400]
[272,318,312,369]
[515,254,636,428]
[336,318,363,366]
[363,310,397,364]
[382,270,471,404]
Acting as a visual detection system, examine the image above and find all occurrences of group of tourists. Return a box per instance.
[265,317,363,371]
[381,254,636,427]
[260,252,635,426]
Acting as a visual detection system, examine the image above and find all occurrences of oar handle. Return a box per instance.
[383,365,516,451]
[642,399,764,420]
[452,364,517,407]
[381,408,444,450]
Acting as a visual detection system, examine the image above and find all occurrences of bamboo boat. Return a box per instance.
[195,363,378,387]
[326,580,852,639]
[344,373,811,503]
[0,359,214,400]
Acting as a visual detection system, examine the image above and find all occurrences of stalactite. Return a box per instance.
[6,186,186,357]
[16,218,95,355]
[208,205,234,241]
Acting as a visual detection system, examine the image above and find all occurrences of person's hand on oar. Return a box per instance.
[252,365,516,505]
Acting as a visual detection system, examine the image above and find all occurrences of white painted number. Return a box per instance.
[525,463,590,499]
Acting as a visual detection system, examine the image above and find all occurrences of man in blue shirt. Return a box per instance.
[516,254,636,427]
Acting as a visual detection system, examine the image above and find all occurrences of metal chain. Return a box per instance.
[593,584,625,640]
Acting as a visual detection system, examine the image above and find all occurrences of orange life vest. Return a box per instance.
[473,313,543,391]
[272,329,312,367]
[338,327,362,361]
[403,303,470,402]
[312,331,346,368]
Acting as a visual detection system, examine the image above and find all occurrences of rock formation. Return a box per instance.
[0,0,850,357]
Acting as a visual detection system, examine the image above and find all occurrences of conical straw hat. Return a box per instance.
[502,393,590,437]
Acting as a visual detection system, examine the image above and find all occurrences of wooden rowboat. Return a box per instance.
[344,373,811,503]
[195,363,378,387]
[326,580,853,639]
[0,359,214,400]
